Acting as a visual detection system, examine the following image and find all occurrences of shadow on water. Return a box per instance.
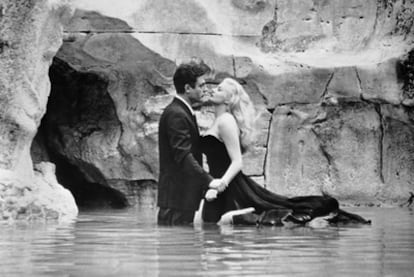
[1,207,413,276]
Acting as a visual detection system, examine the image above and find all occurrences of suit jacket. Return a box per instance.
[157,98,213,212]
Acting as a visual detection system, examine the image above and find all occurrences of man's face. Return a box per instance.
[187,76,208,105]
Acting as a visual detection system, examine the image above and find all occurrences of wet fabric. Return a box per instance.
[201,135,368,225]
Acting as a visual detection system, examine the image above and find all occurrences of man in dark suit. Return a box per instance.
[157,62,222,225]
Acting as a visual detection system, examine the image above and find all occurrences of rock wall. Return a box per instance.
[0,0,78,222]
[30,0,414,207]
[31,9,176,207]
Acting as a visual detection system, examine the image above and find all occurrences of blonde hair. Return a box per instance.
[222,78,257,151]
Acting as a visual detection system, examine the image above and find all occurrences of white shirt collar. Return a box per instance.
[175,94,195,115]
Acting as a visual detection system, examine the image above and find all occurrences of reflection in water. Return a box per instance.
[0,207,413,276]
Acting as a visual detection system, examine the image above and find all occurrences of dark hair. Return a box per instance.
[173,60,211,94]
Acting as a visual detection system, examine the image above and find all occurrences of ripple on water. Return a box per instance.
[0,207,413,276]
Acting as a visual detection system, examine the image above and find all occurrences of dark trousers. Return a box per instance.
[157,207,195,225]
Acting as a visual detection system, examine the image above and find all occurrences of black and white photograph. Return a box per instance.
[1,0,413,276]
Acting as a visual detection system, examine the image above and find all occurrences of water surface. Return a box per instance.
[1,207,413,276]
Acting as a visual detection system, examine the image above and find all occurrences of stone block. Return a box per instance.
[381,105,414,199]
[265,103,384,200]
[358,58,403,105]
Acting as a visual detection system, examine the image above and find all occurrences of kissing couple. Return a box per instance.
[157,60,370,227]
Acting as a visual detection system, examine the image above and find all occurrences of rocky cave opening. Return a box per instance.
[31,57,128,209]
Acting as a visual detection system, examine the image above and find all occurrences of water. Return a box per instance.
[1,207,413,277]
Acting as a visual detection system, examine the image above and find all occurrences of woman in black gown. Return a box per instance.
[200,78,370,226]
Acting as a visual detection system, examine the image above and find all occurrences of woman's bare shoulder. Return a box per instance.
[217,112,237,125]
[217,112,239,136]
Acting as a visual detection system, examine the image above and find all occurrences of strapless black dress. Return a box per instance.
[201,135,371,226]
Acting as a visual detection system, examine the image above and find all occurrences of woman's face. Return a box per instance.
[209,81,231,105]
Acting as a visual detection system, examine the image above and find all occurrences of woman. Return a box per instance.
[200,78,370,226]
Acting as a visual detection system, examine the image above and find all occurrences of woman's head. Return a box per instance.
[211,78,257,151]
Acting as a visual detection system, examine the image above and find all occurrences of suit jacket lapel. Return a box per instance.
[173,98,199,134]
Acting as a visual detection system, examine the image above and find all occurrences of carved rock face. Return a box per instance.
[29,0,414,207]
[0,0,78,221]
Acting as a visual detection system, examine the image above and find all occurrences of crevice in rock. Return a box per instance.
[354,66,362,89]
[65,30,261,38]
[248,174,265,177]
[31,57,128,209]
[320,71,335,101]
[246,78,269,107]
[375,104,385,184]
[256,85,269,107]
[280,101,317,105]
[354,66,365,102]
[262,108,273,187]
[310,127,333,181]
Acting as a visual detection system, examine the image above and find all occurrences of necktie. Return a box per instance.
[192,114,197,125]
[192,114,200,136]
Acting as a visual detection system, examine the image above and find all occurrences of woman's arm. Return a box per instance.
[217,113,243,187]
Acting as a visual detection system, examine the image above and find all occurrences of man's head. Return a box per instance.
[173,60,210,105]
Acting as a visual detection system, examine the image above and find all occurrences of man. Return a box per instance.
[157,61,222,225]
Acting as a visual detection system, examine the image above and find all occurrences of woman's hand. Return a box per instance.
[205,189,218,201]
[209,179,227,192]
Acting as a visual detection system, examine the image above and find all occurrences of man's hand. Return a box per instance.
[209,179,227,193]
[205,189,218,201]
